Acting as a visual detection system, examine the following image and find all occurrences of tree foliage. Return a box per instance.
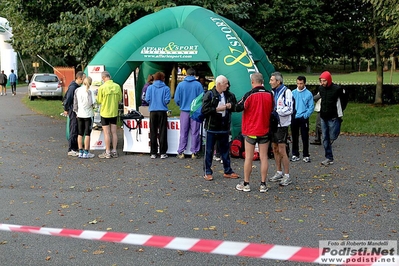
[0,0,396,76]
[366,0,399,40]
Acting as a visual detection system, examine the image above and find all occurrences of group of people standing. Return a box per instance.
[64,71,122,159]
[141,68,207,160]
[63,68,346,194]
[194,70,346,193]
[0,69,17,96]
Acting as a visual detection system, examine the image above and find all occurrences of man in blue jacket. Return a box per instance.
[174,68,203,159]
[291,76,314,163]
[9,69,17,96]
[145,72,171,159]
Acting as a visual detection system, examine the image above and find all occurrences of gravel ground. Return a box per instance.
[0,87,398,266]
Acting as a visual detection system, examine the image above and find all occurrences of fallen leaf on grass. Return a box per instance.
[89,219,98,224]
[236,220,248,225]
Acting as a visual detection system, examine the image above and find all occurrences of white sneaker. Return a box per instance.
[279,175,292,186]
[150,154,157,159]
[291,155,300,162]
[259,184,268,193]
[236,181,251,192]
[160,154,168,159]
[321,159,334,166]
[303,157,311,163]
[68,150,78,156]
[269,172,283,182]
[82,152,95,159]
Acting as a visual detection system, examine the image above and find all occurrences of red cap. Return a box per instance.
[319,71,332,86]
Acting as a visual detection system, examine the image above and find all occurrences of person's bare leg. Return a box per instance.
[259,142,269,183]
[84,136,90,151]
[279,142,289,175]
[243,141,255,183]
[102,125,111,153]
[272,142,282,171]
[77,135,83,150]
[110,124,118,152]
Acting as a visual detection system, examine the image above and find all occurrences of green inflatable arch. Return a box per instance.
[87,5,275,137]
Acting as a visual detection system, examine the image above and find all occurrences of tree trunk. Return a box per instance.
[390,55,395,84]
[373,10,383,105]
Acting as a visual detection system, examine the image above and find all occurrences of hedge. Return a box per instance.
[286,84,399,104]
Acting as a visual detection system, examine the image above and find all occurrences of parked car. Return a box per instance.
[28,73,62,101]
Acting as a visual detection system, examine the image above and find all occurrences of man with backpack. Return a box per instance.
[268,72,294,186]
[291,76,314,163]
[201,75,238,181]
[234,72,274,192]
[318,71,347,166]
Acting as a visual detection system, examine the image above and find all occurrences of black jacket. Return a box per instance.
[318,82,344,120]
[63,81,81,112]
[201,88,237,132]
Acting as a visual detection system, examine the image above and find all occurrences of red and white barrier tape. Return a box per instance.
[0,223,397,265]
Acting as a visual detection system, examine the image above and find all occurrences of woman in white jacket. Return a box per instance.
[73,76,95,158]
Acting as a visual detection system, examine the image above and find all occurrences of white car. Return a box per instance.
[28,73,62,101]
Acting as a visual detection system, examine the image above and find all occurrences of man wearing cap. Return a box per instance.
[318,71,346,166]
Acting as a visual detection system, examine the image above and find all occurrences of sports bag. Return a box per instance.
[189,92,204,123]
[120,110,144,132]
[230,134,245,158]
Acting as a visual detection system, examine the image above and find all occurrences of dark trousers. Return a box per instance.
[149,111,168,155]
[10,82,16,94]
[315,112,322,141]
[204,131,233,175]
[291,117,310,157]
[68,110,78,151]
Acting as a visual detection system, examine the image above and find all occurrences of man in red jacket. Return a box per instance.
[234,72,274,192]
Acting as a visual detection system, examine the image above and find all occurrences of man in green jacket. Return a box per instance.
[97,71,123,159]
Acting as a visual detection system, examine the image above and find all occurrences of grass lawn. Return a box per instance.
[310,103,399,136]
[22,96,65,119]
[282,71,399,85]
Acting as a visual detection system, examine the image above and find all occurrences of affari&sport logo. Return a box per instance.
[319,240,397,265]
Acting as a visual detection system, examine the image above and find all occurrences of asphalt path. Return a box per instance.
[0,86,398,265]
